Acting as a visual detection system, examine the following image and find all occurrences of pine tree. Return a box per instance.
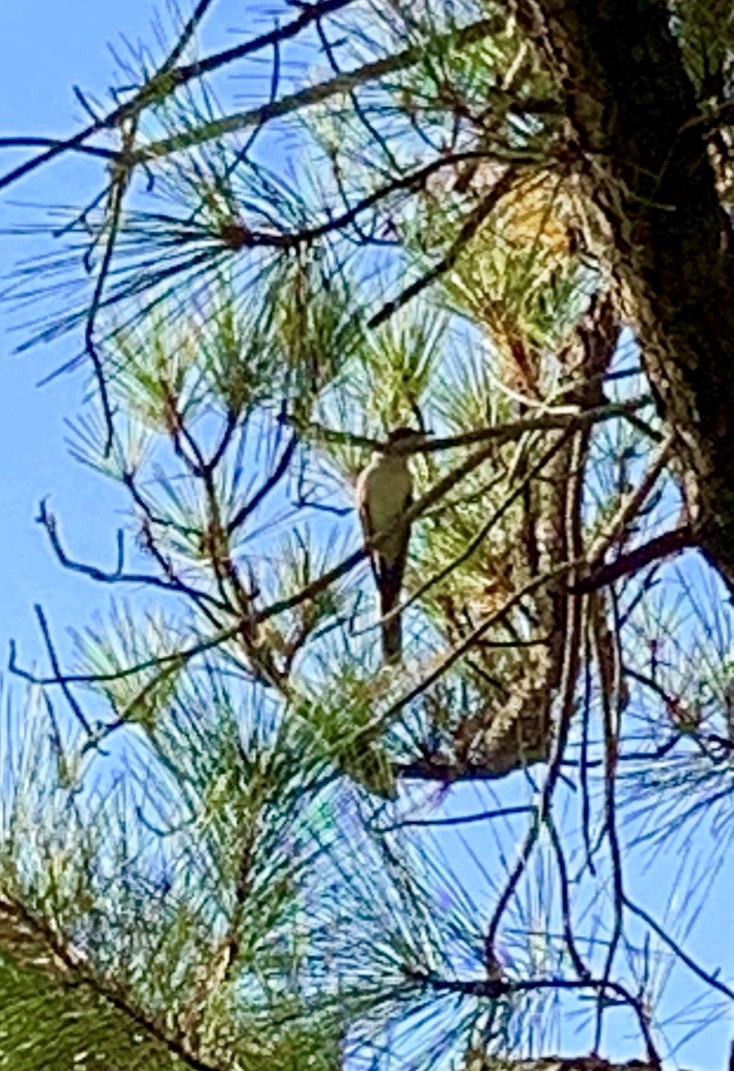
[2,1,734,1068]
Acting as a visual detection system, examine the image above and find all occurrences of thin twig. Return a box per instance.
[38,499,226,614]
[376,805,533,832]
[483,432,586,961]
[33,605,93,736]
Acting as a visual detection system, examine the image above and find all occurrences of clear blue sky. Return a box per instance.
[0,4,731,1068]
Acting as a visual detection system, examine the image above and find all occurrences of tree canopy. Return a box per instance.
[1,1,734,1068]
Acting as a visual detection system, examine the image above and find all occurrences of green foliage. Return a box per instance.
[0,951,178,1071]
[3,0,734,1068]
[71,603,186,731]
[672,0,734,98]
[294,663,398,798]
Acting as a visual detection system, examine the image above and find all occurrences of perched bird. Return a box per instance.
[356,427,426,662]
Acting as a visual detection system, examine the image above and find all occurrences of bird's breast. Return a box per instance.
[361,461,412,562]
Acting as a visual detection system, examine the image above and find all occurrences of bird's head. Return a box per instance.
[383,426,431,455]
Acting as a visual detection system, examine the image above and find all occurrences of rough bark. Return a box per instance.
[512,0,734,587]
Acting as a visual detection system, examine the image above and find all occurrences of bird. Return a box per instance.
[356,427,426,662]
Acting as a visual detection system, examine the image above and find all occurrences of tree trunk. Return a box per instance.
[512,0,734,586]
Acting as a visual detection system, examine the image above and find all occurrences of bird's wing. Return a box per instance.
[356,470,381,586]
[389,489,411,585]
[376,489,412,615]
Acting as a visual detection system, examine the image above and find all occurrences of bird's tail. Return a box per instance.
[379,567,403,663]
[381,612,402,663]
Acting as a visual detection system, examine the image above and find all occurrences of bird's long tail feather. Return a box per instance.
[379,561,403,662]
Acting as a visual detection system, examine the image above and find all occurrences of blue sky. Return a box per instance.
[0,0,157,667]
[0,3,732,1068]
[0,1,279,665]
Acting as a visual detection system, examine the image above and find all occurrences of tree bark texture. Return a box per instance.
[512,0,734,586]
